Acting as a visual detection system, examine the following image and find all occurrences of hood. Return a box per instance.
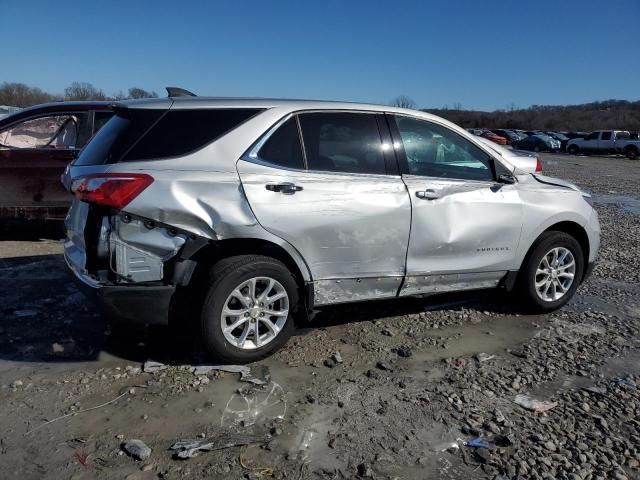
[532,174,582,193]
[475,136,539,173]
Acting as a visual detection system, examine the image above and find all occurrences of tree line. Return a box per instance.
[3,84,639,132]
[392,96,640,132]
[0,82,158,108]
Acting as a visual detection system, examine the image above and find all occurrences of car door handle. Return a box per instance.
[265,182,303,194]
[415,189,439,200]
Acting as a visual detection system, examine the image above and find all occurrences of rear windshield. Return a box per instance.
[74,107,263,166]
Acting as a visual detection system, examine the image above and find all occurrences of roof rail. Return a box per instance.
[166,87,197,98]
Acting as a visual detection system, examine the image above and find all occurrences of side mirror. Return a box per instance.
[498,174,516,184]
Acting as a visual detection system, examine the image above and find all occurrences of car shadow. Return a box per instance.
[0,249,528,366]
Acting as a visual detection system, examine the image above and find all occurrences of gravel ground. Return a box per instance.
[0,153,638,480]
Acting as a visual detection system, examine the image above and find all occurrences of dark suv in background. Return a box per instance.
[0,102,113,220]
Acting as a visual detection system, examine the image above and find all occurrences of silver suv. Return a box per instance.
[62,96,600,363]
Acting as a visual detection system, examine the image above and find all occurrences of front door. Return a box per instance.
[0,112,88,218]
[388,114,524,296]
[238,111,411,305]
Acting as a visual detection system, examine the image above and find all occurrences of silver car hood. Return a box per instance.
[531,174,582,192]
[474,136,538,173]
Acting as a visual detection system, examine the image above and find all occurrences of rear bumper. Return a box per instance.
[64,251,173,326]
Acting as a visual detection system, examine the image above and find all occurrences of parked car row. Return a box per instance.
[467,127,639,158]
[466,128,562,152]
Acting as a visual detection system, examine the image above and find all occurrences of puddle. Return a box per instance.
[280,404,344,471]
[408,314,546,366]
[591,193,640,214]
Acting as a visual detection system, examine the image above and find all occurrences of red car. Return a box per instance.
[480,130,508,145]
[0,101,113,220]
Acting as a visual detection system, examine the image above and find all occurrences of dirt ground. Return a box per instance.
[0,153,639,480]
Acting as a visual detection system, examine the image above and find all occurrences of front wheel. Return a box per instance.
[567,145,579,155]
[518,231,584,313]
[200,255,298,363]
[625,147,638,160]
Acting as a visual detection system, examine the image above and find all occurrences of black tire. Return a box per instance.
[533,146,541,153]
[567,145,579,155]
[200,255,298,363]
[518,231,584,313]
[625,146,638,160]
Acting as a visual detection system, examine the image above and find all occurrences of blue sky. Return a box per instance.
[1,0,638,110]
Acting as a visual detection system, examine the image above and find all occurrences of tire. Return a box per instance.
[518,231,584,313]
[533,146,541,153]
[200,255,298,363]
[625,146,638,160]
[567,145,579,155]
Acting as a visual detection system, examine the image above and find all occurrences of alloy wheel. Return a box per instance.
[220,277,289,349]
[535,247,576,302]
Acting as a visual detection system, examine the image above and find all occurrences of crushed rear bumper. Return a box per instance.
[64,250,173,326]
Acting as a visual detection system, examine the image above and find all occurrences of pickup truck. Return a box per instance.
[566,130,640,159]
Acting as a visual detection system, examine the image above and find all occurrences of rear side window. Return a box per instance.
[298,112,386,174]
[123,109,263,162]
[74,109,163,166]
[601,132,612,140]
[257,117,305,169]
[74,108,262,166]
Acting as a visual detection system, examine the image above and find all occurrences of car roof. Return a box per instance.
[119,96,429,116]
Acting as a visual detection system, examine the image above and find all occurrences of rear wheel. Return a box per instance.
[518,231,584,312]
[567,145,579,155]
[200,255,298,363]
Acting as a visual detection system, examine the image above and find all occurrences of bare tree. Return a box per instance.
[391,95,416,109]
[128,87,159,99]
[0,82,58,107]
[64,82,106,101]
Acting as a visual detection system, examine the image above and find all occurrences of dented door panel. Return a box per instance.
[402,176,524,278]
[237,159,411,282]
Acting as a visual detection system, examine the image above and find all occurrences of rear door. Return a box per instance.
[0,111,88,218]
[388,114,523,296]
[237,111,411,305]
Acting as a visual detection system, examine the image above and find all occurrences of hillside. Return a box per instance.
[424,100,640,132]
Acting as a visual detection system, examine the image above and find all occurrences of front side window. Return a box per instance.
[601,132,612,140]
[257,117,305,169]
[393,115,494,181]
[0,114,84,149]
[298,112,386,174]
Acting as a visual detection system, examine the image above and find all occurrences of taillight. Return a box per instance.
[535,158,543,172]
[71,173,153,209]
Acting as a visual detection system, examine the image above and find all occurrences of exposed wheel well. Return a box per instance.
[185,238,311,322]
